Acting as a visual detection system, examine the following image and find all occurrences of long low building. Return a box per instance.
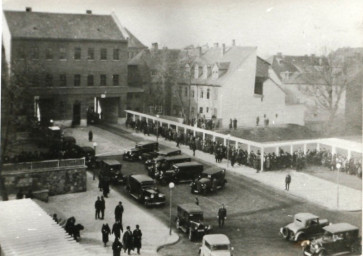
[0,199,89,256]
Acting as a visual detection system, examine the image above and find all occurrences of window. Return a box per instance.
[191,89,195,98]
[113,74,119,86]
[199,107,203,113]
[59,48,66,60]
[45,74,53,87]
[45,48,53,60]
[184,87,188,97]
[74,74,81,86]
[254,78,263,95]
[88,48,94,60]
[206,107,209,113]
[200,89,204,98]
[100,74,106,86]
[100,48,107,60]
[191,107,195,114]
[113,49,120,60]
[87,75,94,86]
[74,47,81,60]
[59,74,67,87]
[207,89,210,99]
[31,47,39,59]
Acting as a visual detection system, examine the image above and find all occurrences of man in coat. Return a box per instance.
[88,130,93,142]
[95,197,102,220]
[112,220,123,240]
[122,226,133,255]
[133,225,142,255]
[218,204,227,228]
[114,201,124,224]
[100,196,106,219]
[112,238,123,256]
[101,223,111,247]
[285,174,291,191]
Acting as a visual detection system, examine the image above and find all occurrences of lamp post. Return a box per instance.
[226,134,231,167]
[169,182,175,235]
[336,162,341,209]
[156,115,160,142]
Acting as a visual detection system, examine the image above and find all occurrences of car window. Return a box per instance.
[211,244,229,251]
[205,241,211,250]
[189,213,203,222]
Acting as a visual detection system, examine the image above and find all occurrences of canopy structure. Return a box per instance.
[0,199,89,256]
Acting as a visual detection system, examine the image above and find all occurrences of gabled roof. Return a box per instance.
[4,10,125,41]
[124,27,147,49]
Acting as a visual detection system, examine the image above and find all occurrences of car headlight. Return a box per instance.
[158,194,165,198]
[314,244,318,249]
[144,196,150,200]
[151,194,154,199]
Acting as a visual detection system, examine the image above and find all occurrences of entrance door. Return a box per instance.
[73,102,81,125]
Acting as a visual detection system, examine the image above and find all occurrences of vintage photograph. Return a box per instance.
[1,0,362,255]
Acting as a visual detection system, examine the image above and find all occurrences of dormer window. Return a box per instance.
[212,65,219,79]
[202,65,208,79]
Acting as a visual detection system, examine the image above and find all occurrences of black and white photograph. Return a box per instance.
[0,0,362,255]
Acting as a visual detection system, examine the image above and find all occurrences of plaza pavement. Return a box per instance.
[100,123,362,212]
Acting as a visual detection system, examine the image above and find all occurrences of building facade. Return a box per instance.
[2,8,143,126]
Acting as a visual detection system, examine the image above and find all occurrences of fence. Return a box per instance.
[2,158,86,172]
[125,110,362,171]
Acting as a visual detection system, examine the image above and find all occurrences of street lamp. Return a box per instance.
[226,134,231,167]
[156,115,160,143]
[169,182,175,235]
[336,162,341,209]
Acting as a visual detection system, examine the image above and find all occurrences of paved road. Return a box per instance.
[87,126,362,256]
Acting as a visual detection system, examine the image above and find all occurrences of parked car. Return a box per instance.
[303,223,361,256]
[125,174,165,206]
[280,213,330,241]
[158,161,204,184]
[191,168,227,194]
[99,159,124,184]
[175,203,212,241]
[123,141,158,161]
[143,148,182,167]
[150,155,192,178]
[81,146,96,169]
[199,234,234,256]
[62,136,76,150]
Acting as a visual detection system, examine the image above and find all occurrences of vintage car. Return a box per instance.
[62,136,76,150]
[158,161,204,184]
[123,141,158,161]
[125,174,166,206]
[303,223,361,256]
[175,203,212,241]
[280,213,330,241]
[80,146,96,169]
[143,148,182,166]
[150,155,192,178]
[199,234,234,256]
[99,159,124,184]
[191,168,227,194]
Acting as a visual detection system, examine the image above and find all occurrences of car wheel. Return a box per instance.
[351,242,362,254]
[176,219,180,230]
[297,233,306,241]
[188,229,194,241]
[281,228,290,240]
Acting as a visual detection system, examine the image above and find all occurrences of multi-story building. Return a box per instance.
[2,8,144,126]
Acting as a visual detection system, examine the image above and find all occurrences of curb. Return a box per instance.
[156,233,181,252]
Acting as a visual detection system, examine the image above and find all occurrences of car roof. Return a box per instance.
[295,213,319,220]
[178,203,203,213]
[63,136,76,141]
[204,234,230,245]
[102,159,121,166]
[164,155,190,161]
[158,149,180,154]
[203,167,225,175]
[137,141,157,146]
[131,174,154,183]
[174,161,202,167]
[81,146,94,152]
[323,223,359,233]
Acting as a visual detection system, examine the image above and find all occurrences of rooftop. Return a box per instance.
[204,234,230,245]
[324,223,359,233]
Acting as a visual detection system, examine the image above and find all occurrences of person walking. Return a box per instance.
[88,130,93,142]
[95,196,102,220]
[191,138,196,157]
[100,196,105,219]
[101,223,111,247]
[285,174,291,191]
[133,225,142,255]
[112,220,123,240]
[112,238,123,256]
[114,201,124,224]
[122,226,134,255]
[218,204,227,228]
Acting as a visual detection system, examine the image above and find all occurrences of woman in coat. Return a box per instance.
[101,223,111,247]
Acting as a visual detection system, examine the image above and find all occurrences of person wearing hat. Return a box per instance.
[122,226,133,255]
[114,201,124,224]
[101,223,111,247]
[112,237,123,256]
[133,225,142,255]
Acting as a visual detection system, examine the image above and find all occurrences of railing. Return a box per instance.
[2,158,86,172]
[126,110,363,171]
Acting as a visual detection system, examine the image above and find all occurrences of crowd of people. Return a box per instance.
[126,117,362,177]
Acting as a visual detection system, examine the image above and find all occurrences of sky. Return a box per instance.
[2,0,363,58]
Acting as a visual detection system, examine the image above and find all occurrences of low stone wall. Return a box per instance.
[2,166,87,196]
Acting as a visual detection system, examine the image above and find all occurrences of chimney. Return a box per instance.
[86,10,92,14]
[152,43,158,51]
[232,39,236,46]
[222,43,226,55]
[25,7,32,12]
[214,43,219,48]
[196,46,202,57]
